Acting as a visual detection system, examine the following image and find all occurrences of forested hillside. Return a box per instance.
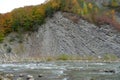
[0,0,120,42]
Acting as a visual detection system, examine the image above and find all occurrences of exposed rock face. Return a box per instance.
[87,0,120,8]
[86,0,110,7]
[0,12,120,61]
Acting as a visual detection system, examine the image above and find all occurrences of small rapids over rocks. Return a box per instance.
[0,62,120,80]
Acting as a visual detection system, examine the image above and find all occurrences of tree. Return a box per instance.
[111,0,119,7]
[111,9,115,20]
[88,3,93,10]
[45,6,54,17]
[0,13,12,34]
[83,1,88,15]
[0,32,4,42]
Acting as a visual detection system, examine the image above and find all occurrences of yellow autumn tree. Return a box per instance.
[72,0,81,14]
[111,9,115,20]
[51,0,60,10]
[88,3,93,10]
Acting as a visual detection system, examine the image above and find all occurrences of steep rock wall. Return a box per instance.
[0,12,120,61]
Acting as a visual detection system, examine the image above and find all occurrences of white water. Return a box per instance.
[0,62,120,80]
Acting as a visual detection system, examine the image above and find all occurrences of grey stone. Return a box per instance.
[0,12,120,61]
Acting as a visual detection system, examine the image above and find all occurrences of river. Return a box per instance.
[0,61,120,80]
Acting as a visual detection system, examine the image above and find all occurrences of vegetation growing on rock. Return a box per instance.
[0,0,120,41]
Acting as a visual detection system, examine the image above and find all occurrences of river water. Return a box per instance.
[0,61,120,80]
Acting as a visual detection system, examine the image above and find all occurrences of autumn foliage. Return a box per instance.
[0,0,120,42]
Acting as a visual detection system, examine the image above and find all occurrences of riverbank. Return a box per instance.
[0,54,120,64]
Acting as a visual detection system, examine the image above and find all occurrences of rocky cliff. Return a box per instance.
[0,12,120,61]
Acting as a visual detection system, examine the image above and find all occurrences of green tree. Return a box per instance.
[0,32,4,42]
[83,2,88,15]
[111,0,119,7]
[45,6,54,17]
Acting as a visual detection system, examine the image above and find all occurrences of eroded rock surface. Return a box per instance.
[0,12,120,61]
